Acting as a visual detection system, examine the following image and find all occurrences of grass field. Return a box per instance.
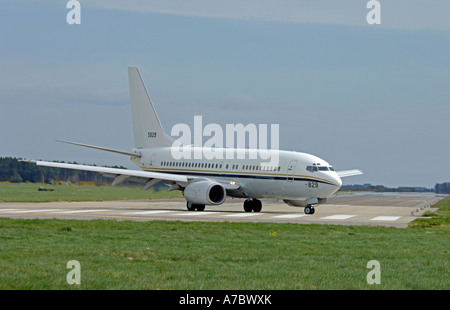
[0,182,182,202]
[0,197,448,290]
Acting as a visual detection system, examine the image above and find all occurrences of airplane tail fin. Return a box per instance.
[128,67,175,149]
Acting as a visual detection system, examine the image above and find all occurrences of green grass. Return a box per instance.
[409,197,450,229]
[0,205,449,289]
[0,183,182,202]
[1,184,448,290]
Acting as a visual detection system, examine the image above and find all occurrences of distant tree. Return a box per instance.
[435,182,450,194]
[0,157,128,185]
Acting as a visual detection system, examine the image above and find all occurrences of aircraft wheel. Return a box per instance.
[253,199,262,212]
[196,204,205,211]
[243,199,253,212]
[243,199,262,212]
[186,201,196,211]
[304,206,312,215]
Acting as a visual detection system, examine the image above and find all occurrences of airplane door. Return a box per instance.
[286,160,296,182]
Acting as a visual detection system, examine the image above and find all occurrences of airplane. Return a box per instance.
[27,67,362,215]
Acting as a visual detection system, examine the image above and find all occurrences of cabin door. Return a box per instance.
[286,160,297,182]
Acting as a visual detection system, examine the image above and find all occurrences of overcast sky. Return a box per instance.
[1,1,449,188]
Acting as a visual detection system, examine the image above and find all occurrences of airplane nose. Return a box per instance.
[336,173,342,188]
[332,172,342,188]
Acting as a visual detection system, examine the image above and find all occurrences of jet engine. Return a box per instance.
[183,181,226,205]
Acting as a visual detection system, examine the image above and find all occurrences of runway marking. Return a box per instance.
[121,210,176,215]
[0,209,21,213]
[50,209,109,214]
[6,209,65,213]
[320,214,356,220]
[171,211,217,216]
[223,213,264,217]
[273,214,309,219]
[370,216,401,221]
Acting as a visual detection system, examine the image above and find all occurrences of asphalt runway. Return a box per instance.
[0,193,445,228]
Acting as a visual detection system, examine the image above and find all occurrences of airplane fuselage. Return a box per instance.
[132,147,342,206]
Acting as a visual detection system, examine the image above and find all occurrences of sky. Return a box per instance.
[0,0,449,188]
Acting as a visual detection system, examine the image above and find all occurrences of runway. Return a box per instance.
[0,193,445,228]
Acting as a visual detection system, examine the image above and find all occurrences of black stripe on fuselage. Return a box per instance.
[143,168,337,186]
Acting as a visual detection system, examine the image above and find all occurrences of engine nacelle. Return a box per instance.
[283,198,327,207]
[183,181,226,205]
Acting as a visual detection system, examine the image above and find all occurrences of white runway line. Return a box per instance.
[370,216,401,221]
[121,210,176,215]
[171,212,217,216]
[0,209,21,213]
[223,213,264,217]
[6,209,66,213]
[52,209,109,214]
[320,214,356,220]
[273,214,309,219]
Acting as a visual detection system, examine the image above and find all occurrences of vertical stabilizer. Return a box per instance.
[128,67,174,148]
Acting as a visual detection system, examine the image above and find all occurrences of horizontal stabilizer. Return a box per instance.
[57,140,141,158]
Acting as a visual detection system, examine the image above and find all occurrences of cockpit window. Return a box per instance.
[306,166,318,172]
[306,165,333,173]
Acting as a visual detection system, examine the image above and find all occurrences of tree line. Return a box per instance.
[0,157,125,185]
[435,182,450,194]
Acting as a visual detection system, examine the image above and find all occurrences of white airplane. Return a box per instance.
[28,67,362,214]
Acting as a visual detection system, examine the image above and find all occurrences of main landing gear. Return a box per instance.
[304,205,316,215]
[186,201,205,211]
[243,198,262,212]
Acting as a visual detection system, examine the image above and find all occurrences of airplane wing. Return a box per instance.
[336,169,363,178]
[24,160,241,191]
[25,160,189,190]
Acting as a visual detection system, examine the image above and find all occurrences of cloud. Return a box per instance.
[86,0,450,31]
